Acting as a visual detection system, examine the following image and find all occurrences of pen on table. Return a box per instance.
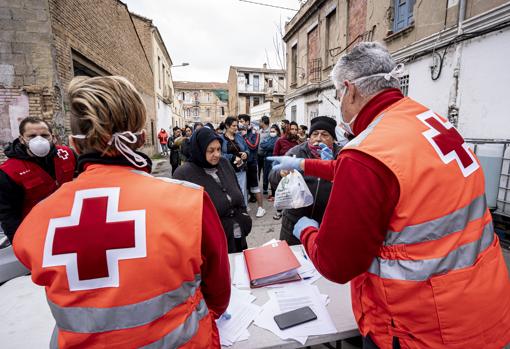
[301,246,308,260]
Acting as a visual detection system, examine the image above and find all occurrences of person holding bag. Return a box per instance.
[174,127,252,252]
[269,116,341,245]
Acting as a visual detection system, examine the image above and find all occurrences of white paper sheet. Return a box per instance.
[232,254,250,288]
[217,286,260,346]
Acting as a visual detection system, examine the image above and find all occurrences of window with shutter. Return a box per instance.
[393,0,415,33]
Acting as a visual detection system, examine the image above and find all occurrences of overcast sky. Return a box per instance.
[122,0,300,83]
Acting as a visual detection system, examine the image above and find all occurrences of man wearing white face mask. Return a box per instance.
[0,117,76,243]
[269,42,510,349]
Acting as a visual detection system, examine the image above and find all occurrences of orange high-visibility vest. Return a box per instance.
[343,97,510,349]
[13,164,218,348]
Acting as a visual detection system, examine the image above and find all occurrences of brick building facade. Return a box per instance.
[0,0,158,157]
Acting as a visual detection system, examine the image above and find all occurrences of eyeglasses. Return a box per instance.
[335,86,347,101]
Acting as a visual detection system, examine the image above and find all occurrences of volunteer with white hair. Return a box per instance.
[269,42,510,349]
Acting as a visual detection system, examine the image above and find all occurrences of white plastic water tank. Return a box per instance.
[476,144,504,210]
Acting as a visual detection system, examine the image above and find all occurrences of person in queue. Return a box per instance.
[238,113,266,218]
[269,42,510,349]
[0,117,76,243]
[259,124,281,201]
[220,116,249,204]
[174,127,252,252]
[269,116,341,245]
[13,76,230,348]
[273,120,299,157]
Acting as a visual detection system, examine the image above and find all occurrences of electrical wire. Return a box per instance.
[238,0,298,11]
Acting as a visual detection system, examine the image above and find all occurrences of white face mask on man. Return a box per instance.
[27,136,51,157]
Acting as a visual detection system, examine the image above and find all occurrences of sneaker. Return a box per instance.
[273,211,282,220]
[256,207,266,218]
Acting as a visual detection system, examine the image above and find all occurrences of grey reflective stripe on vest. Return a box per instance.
[384,195,488,246]
[368,221,494,281]
[50,325,58,349]
[48,275,201,333]
[140,298,209,349]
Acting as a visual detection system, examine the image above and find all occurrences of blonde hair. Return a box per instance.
[68,75,147,156]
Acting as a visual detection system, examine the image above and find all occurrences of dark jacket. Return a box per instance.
[259,135,278,157]
[269,142,342,245]
[0,139,73,242]
[243,129,259,163]
[173,157,252,253]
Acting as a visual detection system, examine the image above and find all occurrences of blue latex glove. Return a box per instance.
[293,216,319,241]
[267,156,303,172]
[318,143,334,160]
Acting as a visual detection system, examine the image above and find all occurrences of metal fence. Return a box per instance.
[466,139,510,218]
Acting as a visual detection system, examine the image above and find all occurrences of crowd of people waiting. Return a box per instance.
[155,113,345,253]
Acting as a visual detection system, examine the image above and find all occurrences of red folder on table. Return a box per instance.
[243,240,301,288]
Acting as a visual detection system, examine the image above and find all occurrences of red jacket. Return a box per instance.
[0,145,75,218]
[158,131,169,144]
[301,89,403,283]
[273,136,299,156]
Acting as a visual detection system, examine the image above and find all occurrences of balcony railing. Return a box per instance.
[308,58,322,82]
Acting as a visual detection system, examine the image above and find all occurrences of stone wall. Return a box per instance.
[0,0,58,151]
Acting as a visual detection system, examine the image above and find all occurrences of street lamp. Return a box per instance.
[172,63,189,68]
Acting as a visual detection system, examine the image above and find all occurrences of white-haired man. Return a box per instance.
[269,42,510,349]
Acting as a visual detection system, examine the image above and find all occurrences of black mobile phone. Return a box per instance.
[273,306,318,330]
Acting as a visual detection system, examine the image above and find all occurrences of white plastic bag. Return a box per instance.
[274,170,314,210]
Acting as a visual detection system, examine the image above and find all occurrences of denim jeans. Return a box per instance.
[263,157,272,193]
[235,170,248,206]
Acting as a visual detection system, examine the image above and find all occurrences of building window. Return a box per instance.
[158,57,161,89]
[207,93,210,102]
[268,79,273,88]
[393,0,415,33]
[291,44,297,85]
[244,73,250,84]
[291,105,297,122]
[72,50,108,77]
[279,98,284,103]
[221,106,225,115]
[253,97,260,106]
[325,9,337,67]
[206,108,210,118]
[180,92,185,100]
[162,63,166,88]
[253,75,260,91]
[194,108,199,117]
[399,74,409,96]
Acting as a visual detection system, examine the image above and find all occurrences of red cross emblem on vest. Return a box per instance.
[57,148,69,160]
[417,110,479,177]
[42,188,146,291]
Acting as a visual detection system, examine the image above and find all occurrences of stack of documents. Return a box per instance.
[254,283,337,345]
[244,240,301,288]
[233,240,322,289]
[216,286,261,346]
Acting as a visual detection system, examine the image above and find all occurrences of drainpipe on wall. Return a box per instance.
[447,0,467,127]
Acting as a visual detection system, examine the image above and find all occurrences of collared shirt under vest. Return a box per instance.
[13,164,217,348]
[343,97,510,349]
